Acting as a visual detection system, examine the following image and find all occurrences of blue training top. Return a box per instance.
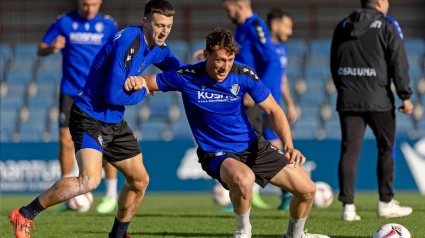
[75,26,184,123]
[234,13,280,89]
[42,11,118,97]
[267,42,288,104]
[156,61,271,153]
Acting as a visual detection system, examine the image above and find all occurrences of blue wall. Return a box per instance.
[1,138,424,194]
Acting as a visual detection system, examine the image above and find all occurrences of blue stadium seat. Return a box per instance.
[286,68,301,82]
[4,83,26,98]
[1,97,23,110]
[49,124,59,142]
[166,40,189,63]
[292,118,318,139]
[171,118,192,139]
[404,38,425,57]
[0,43,12,62]
[19,124,44,142]
[33,83,56,99]
[325,119,341,139]
[14,43,38,59]
[190,39,205,63]
[140,120,166,140]
[124,105,140,130]
[6,71,32,84]
[304,66,331,82]
[38,53,62,71]
[1,109,17,134]
[409,66,422,83]
[147,91,173,120]
[286,39,307,58]
[1,128,12,142]
[28,97,53,109]
[35,71,61,84]
[26,108,48,124]
[308,39,331,66]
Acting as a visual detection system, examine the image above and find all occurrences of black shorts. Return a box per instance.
[197,135,288,189]
[245,104,263,135]
[59,94,75,128]
[68,104,141,162]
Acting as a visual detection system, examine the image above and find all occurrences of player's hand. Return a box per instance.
[125,76,142,92]
[51,35,66,53]
[243,94,255,108]
[287,104,297,124]
[192,49,204,62]
[284,148,306,168]
[398,99,414,114]
[140,76,154,96]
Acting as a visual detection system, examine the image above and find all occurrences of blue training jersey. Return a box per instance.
[156,62,271,153]
[267,42,288,104]
[234,13,280,88]
[42,11,118,97]
[74,26,185,123]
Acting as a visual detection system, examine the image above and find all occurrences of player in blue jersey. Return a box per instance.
[9,1,183,237]
[136,27,329,238]
[221,0,283,210]
[36,0,120,214]
[266,9,298,211]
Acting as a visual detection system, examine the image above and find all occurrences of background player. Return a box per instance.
[36,0,120,214]
[9,1,184,237]
[266,8,297,211]
[221,0,282,210]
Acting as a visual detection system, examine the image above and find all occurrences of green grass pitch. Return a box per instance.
[1,192,423,237]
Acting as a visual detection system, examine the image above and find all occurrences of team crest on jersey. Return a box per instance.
[95,22,104,33]
[72,22,78,30]
[231,84,240,96]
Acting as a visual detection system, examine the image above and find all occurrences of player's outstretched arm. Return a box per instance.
[37,35,66,56]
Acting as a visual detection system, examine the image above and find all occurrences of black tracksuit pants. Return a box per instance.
[338,110,396,204]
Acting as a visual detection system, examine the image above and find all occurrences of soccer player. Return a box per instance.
[37,0,120,214]
[331,0,413,221]
[266,9,297,211]
[9,1,183,237]
[221,0,282,210]
[135,27,329,238]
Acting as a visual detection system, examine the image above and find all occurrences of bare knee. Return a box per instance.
[128,174,150,193]
[227,171,255,195]
[78,174,101,193]
[299,180,316,202]
[59,134,73,151]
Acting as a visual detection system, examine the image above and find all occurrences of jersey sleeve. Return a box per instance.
[385,17,412,100]
[245,74,271,104]
[42,17,63,45]
[156,69,187,92]
[154,49,186,71]
[249,22,276,63]
[104,38,147,106]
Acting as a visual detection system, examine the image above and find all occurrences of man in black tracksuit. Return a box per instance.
[330,0,414,221]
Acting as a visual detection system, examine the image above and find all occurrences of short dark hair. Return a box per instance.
[144,0,175,19]
[205,27,238,55]
[267,8,292,28]
[361,0,378,8]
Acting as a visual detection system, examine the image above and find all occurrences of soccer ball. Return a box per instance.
[66,192,93,212]
[314,181,334,208]
[374,223,412,238]
[212,183,231,206]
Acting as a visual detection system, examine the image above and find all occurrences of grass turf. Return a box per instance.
[0,192,423,237]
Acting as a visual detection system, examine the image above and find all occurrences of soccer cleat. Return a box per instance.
[283,230,330,238]
[97,196,118,214]
[221,203,234,212]
[341,204,361,221]
[9,208,35,238]
[277,193,293,211]
[233,228,252,238]
[58,201,68,211]
[251,192,270,209]
[377,199,412,218]
[108,234,130,238]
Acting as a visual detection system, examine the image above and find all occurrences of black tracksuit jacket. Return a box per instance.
[330,8,412,112]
